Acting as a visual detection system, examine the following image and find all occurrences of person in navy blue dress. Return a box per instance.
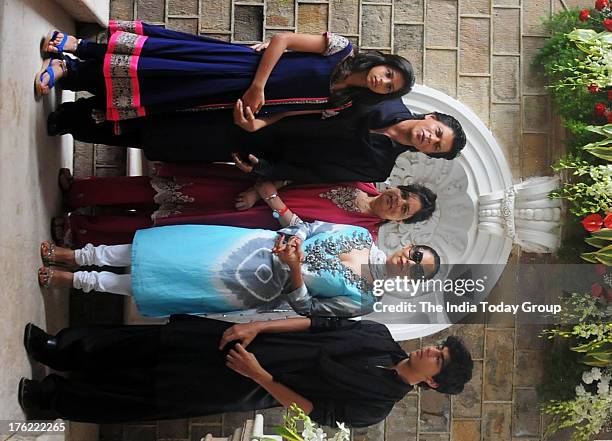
[36,20,414,127]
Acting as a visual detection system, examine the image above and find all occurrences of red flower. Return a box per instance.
[579,9,590,21]
[582,213,604,232]
[595,102,607,116]
[608,112,612,123]
[595,0,608,10]
[588,84,600,93]
[605,213,612,229]
[604,18,612,31]
[592,283,604,298]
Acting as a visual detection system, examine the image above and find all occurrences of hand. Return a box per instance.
[232,152,259,173]
[241,84,265,115]
[273,234,304,267]
[219,322,261,350]
[235,188,258,211]
[250,41,270,52]
[234,99,265,132]
[226,343,270,383]
[253,180,278,201]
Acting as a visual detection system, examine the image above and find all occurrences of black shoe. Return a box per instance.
[24,323,57,361]
[18,378,42,417]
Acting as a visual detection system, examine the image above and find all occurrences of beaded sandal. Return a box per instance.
[37,266,55,289]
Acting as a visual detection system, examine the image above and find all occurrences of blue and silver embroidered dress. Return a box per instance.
[130,221,380,317]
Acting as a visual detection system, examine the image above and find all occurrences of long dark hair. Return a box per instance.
[328,51,415,108]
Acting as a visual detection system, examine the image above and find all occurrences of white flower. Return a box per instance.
[597,378,609,396]
[583,371,594,384]
[590,367,602,382]
[576,384,587,396]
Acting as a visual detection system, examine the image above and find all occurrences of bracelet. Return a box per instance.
[264,193,278,201]
[278,206,290,216]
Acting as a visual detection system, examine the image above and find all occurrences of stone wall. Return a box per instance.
[79,1,609,441]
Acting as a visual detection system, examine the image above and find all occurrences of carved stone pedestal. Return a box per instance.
[200,414,282,441]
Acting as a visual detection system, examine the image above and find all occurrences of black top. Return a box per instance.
[156,315,413,427]
[141,99,414,183]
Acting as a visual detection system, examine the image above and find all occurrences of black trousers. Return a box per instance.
[39,325,161,423]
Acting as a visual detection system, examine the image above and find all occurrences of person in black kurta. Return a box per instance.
[21,316,472,427]
[47,97,465,183]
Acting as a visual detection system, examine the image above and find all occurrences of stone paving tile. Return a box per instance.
[452,419,481,441]
[297,3,328,34]
[330,0,359,34]
[482,403,512,441]
[168,0,198,16]
[523,0,551,36]
[453,324,485,359]
[393,24,424,83]
[458,76,490,126]
[267,0,295,28]
[137,0,165,22]
[353,420,386,441]
[418,434,450,441]
[516,325,547,350]
[424,49,457,97]
[492,56,520,102]
[460,17,490,74]
[523,95,550,132]
[493,8,520,54]
[522,133,551,177]
[512,388,541,438]
[395,0,424,23]
[425,0,457,47]
[167,18,198,34]
[200,1,231,32]
[361,4,392,48]
[110,0,134,20]
[419,389,450,432]
[514,350,545,387]
[385,394,418,440]
[453,360,483,418]
[234,5,264,41]
[521,36,548,94]
[484,329,514,401]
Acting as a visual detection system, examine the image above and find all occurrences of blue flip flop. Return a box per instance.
[35,58,65,97]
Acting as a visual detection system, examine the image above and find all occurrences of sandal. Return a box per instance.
[41,31,76,56]
[40,241,56,266]
[34,58,67,98]
[37,266,55,288]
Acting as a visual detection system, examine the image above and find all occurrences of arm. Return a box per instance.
[235,179,291,211]
[226,344,314,414]
[234,99,322,132]
[242,33,328,113]
[285,283,374,318]
[253,180,296,227]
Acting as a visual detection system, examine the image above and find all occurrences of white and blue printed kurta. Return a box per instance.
[130,221,378,317]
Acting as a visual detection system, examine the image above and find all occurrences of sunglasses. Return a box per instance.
[407,246,425,279]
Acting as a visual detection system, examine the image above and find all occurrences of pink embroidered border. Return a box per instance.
[103,30,148,121]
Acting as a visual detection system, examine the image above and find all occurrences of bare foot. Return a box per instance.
[46,32,78,54]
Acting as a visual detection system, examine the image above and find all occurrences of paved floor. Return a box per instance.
[0,0,74,427]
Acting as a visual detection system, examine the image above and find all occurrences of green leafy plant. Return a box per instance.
[550,155,612,216]
[582,124,612,161]
[534,10,605,123]
[582,228,612,264]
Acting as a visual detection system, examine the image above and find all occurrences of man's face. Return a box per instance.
[395,115,455,155]
[370,187,423,222]
[409,344,450,383]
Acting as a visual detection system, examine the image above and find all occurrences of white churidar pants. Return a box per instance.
[73,243,133,295]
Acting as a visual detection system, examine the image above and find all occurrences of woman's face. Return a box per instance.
[386,245,437,279]
[366,65,406,95]
[371,187,423,222]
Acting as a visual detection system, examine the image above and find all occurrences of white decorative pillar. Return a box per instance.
[478,177,562,253]
[200,414,282,441]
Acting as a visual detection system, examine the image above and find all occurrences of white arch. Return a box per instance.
[379,85,515,341]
